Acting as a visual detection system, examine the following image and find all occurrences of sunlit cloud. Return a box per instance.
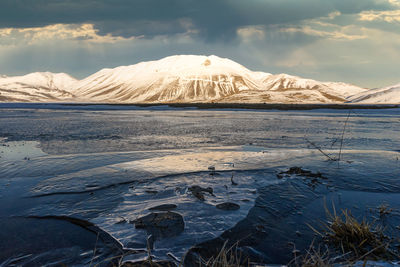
[0,0,399,88]
[0,24,137,45]
[388,0,400,7]
[236,26,266,42]
[359,9,400,23]
[280,25,366,41]
[326,11,342,20]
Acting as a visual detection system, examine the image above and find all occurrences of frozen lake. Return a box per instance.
[0,105,399,266]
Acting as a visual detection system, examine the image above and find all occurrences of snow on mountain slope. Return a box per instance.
[74,55,271,103]
[74,55,366,104]
[349,83,400,104]
[75,55,365,103]
[0,72,77,102]
[0,55,370,104]
[217,89,345,103]
[262,74,366,99]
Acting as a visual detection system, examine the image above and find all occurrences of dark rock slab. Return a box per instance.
[132,212,184,239]
[216,202,240,211]
[188,185,214,201]
[277,167,324,179]
[145,190,158,194]
[0,216,132,266]
[148,204,177,211]
[277,167,327,189]
[122,259,177,267]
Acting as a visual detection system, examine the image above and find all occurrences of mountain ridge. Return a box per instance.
[0,72,77,102]
[348,83,400,104]
[0,55,398,104]
[72,55,367,103]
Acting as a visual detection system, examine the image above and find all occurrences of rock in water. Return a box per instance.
[216,202,240,211]
[133,212,184,239]
[277,167,324,178]
[188,185,214,201]
[148,204,178,211]
[145,190,158,194]
[121,260,177,267]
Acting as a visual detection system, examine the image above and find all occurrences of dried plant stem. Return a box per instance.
[338,111,351,165]
[305,138,336,161]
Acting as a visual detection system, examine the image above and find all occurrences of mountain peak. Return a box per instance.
[1,55,398,104]
[72,55,367,103]
[123,55,253,75]
[73,55,260,102]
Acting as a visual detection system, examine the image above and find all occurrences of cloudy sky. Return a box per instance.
[0,0,400,88]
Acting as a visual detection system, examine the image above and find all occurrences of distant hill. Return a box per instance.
[3,55,399,104]
[0,72,77,102]
[348,83,400,104]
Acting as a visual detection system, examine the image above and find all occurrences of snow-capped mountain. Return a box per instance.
[3,55,390,104]
[73,55,367,103]
[349,83,400,104]
[0,72,77,102]
[73,55,270,103]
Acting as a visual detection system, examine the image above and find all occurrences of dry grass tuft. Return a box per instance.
[378,204,393,218]
[288,240,332,267]
[203,241,249,267]
[298,245,332,267]
[309,204,395,262]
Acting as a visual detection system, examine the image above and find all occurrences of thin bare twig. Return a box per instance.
[305,138,337,161]
[338,111,351,165]
[89,232,100,267]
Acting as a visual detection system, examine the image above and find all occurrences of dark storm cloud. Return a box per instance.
[2,0,400,88]
[0,0,395,40]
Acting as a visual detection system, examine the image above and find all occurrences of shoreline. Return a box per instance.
[0,102,399,110]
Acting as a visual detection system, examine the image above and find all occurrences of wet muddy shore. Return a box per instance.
[0,106,399,266]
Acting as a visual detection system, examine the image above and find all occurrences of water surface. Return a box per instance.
[0,105,399,266]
